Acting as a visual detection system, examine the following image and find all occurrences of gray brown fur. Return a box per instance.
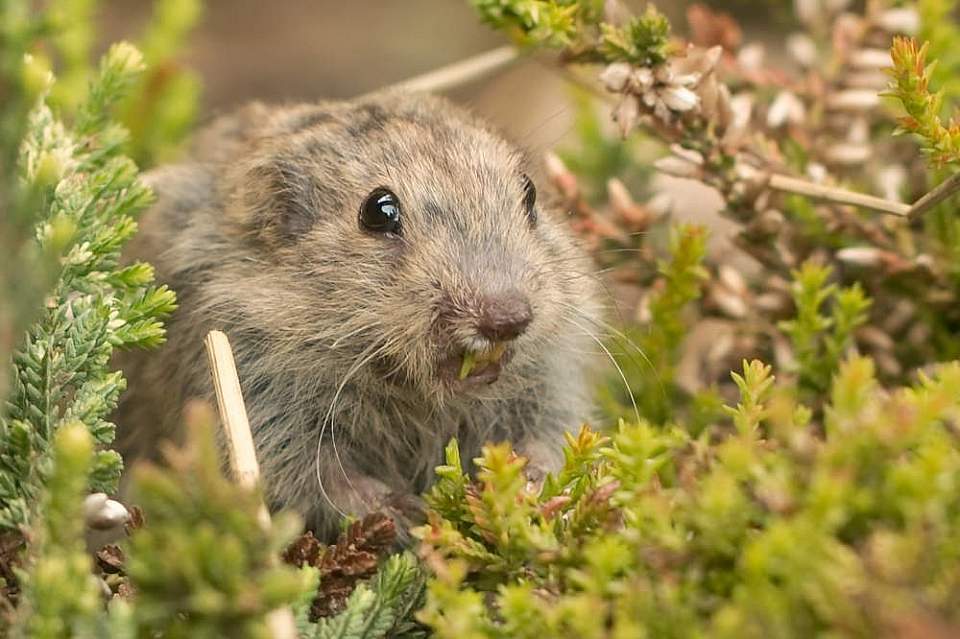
[116,92,601,540]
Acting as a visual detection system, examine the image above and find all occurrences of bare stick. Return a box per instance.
[380,45,520,95]
[205,331,266,499]
[204,330,297,639]
[768,173,911,216]
[907,171,960,220]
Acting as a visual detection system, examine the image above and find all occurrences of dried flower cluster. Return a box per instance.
[524,1,960,412]
[284,514,397,621]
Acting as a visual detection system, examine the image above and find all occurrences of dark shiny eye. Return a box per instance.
[359,187,401,234]
[521,174,537,225]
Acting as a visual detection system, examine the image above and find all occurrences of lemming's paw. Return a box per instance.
[523,463,548,494]
[516,437,563,495]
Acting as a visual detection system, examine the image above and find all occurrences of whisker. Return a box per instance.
[557,301,667,404]
[564,315,642,426]
[558,306,669,422]
[314,338,389,518]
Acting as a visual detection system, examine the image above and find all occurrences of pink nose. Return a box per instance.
[476,290,532,342]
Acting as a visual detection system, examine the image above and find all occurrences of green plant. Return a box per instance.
[283,513,427,638]
[918,0,960,109]
[11,423,107,638]
[119,0,203,166]
[0,41,176,534]
[0,3,184,632]
[125,405,303,638]
[887,36,960,164]
[778,262,871,395]
[416,356,960,636]
[295,553,426,639]
[471,0,671,63]
[598,224,709,425]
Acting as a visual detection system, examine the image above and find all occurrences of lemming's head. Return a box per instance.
[224,92,597,401]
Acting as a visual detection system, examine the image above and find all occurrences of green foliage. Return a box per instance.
[119,0,204,166]
[11,423,107,638]
[645,225,710,374]
[0,8,62,404]
[0,42,176,533]
[46,0,98,113]
[126,409,304,639]
[598,5,671,66]
[918,0,960,108]
[470,0,598,49]
[470,0,670,64]
[779,262,871,395]
[723,359,774,435]
[417,358,960,636]
[887,36,960,164]
[24,0,201,167]
[599,224,709,424]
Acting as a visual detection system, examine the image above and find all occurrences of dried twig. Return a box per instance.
[204,329,297,639]
[907,172,960,220]
[767,174,911,216]
[376,45,520,96]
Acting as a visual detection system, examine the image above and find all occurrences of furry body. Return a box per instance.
[117,93,600,539]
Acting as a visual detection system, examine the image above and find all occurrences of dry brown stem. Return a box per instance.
[767,173,911,216]
[377,45,520,96]
[907,172,960,220]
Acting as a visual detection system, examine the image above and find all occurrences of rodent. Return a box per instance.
[116,92,601,540]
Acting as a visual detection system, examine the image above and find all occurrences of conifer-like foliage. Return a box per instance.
[13,423,107,638]
[778,263,870,396]
[0,41,176,533]
[918,0,960,109]
[295,553,426,639]
[888,36,960,165]
[126,406,303,639]
[598,224,709,425]
[416,357,960,636]
[118,0,203,166]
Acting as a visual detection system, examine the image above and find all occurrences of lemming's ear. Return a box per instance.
[239,156,319,243]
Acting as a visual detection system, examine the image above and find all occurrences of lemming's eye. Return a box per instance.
[522,174,537,225]
[359,187,401,234]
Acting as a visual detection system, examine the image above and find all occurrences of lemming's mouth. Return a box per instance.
[438,342,513,387]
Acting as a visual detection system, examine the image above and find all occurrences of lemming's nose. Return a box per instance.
[476,290,533,342]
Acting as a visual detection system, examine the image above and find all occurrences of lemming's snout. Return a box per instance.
[476,289,532,342]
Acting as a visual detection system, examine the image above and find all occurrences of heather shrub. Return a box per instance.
[4,1,960,638]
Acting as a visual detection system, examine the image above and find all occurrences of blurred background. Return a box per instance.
[95,1,706,146]
[96,0,760,250]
